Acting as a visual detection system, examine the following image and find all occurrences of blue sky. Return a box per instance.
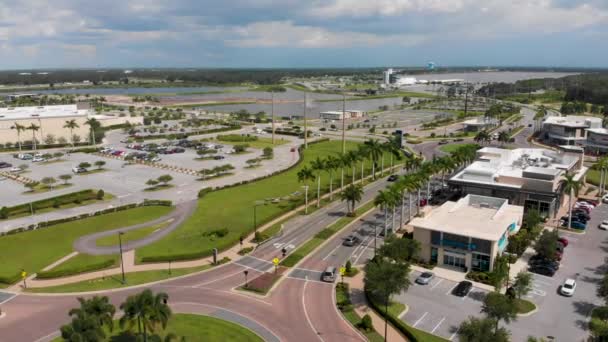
[1,0,607,69]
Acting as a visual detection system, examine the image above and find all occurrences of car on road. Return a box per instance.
[560,278,576,296]
[0,161,12,168]
[342,235,361,247]
[8,167,21,173]
[72,167,87,174]
[17,153,33,160]
[529,264,556,277]
[415,272,435,285]
[321,266,337,283]
[600,221,608,230]
[32,156,45,162]
[387,175,398,182]
[452,281,473,297]
[438,139,449,145]
[558,237,569,247]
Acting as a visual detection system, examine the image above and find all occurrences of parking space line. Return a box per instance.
[412,312,428,328]
[446,283,458,296]
[449,328,459,341]
[430,278,443,290]
[430,317,445,334]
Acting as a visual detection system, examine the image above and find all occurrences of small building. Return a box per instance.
[411,195,523,272]
[320,110,365,121]
[463,117,498,132]
[585,128,608,154]
[541,115,602,146]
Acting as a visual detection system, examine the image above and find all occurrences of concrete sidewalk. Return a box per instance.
[345,272,408,342]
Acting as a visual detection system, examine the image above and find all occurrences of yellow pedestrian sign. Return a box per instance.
[21,271,27,279]
[272,257,280,266]
[339,267,346,276]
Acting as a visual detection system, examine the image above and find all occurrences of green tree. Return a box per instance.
[562,172,581,229]
[474,130,491,145]
[262,146,273,159]
[310,157,326,208]
[146,179,159,187]
[27,123,40,150]
[68,296,116,333]
[119,289,172,342]
[512,271,533,299]
[24,181,39,192]
[374,189,398,236]
[364,139,383,179]
[325,155,340,200]
[85,117,101,145]
[482,292,517,334]
[94,160,106,169]
[60,311,106,342]
[598,273,608,304]
[490,254,510,292]
[41,177,57,189]
[297,165,315,212]
[11,122,26,151]
[157,174,173,186]
[377,235,420,263]
[458,316,510,342]
[78,162,91,170]
[498,131,510,146]
[340,184,363,216]
[589,307,608,340]
[364,258,411,341]
[534,229,558,261]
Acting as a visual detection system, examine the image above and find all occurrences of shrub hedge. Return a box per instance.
[0,273,21,285]
[137,125,241,140]
[1,189,100,219]
[36,259,116,279]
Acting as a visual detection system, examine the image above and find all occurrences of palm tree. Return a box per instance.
[498,131,510,146]
[597,157,608,197]
[69,296,116,333]
[11,123,25,151]
[346,150,359,184]
[311,157,326,207]
[339,152,351,189]
[357,144,369,182]
[534,105,547,132]
[85,117,101,145]
[325,155,340,200]
[340,184,363,216]
[64,119,79,147]
[474,130,491,145]
[27,123,40,150]
[297,166,315,213]
[119,289,171,342]
[147,291,172,332]
[383,138,402,175]
[364,139,384,179]
[60,311,106,342]
[374,189,397,236]
[562,173,581,230]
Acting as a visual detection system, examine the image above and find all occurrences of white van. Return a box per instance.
[321,266,337,283]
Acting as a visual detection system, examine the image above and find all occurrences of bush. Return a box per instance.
[0,272,22,285]
[466,271,492,284]
[198,187,213,198]
[0,206,7,219]
[2,189,99,218]
[238,247,254,256]
[96,189,105,200]
[359,314,374,332]
[36,259,116,279]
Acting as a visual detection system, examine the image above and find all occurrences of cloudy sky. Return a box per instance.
[1,0,607,69]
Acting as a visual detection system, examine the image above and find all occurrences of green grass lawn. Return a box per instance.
[28,265,211,293]
[515,298,537,314]
[336,283,384,342]
[215,136,289,149]
[587,168,602,187]
[439,143,478,154]
[38,254,119,279]
[0,206,173,283]
[52,313,263,342]
[24,183,72,194]
[96,220,172,247]
[136,140,395,263]
[3,192,114,220]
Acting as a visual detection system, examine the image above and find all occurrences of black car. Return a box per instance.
[0,162,12,168]
[387,175,398,182]
[528,259,559,271]
[452,281,473,297]
[561,215,587,224]
[529,265,556,277]
[214,155,225,160]
[571,210,591,220]
[438,140,449,145]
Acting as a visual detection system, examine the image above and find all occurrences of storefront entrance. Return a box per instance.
[443,251,466,270]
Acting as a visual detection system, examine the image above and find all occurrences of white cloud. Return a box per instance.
[226,20,426,48]
[309,0,467,18]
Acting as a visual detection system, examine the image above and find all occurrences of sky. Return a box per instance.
[1,0,607,69]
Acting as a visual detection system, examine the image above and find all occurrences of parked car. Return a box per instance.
[581,199,599,206]
[438,140,449,145]
[321,266,337,283]
[8,167,21,173]
[563,221,586,230]
[18,153,33,160]
[560,278,576,296]
[528,259,560,271]
[452,281,473,297]
[529,264,556,277]
[32,156,45,162]
[213,155,225,160]
[0,162,12,168]
[572,210,591,219]
[342,235,361,247]
[415,272,435,285]
[558,237,569,247]
[387,175,398,182]
[72,167,86,174]
[603,194,608,204]
[561,215,587,224]
[600,221,608,230]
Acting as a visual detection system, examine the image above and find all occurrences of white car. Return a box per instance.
[602,195,608,204]
[600,221,608,230]
[8,167,21,173]
[560,278,576,296]
[32,156,45,162]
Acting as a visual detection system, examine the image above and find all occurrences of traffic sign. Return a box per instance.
[272,257,280,266]
[21,271,27,279]
[339,267,346,276]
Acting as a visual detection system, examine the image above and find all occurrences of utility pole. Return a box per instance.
[118,232,126,284]
[271,91,275,145]
[303,92,308,149]
[464,82,469,118]
[342,93,346,154]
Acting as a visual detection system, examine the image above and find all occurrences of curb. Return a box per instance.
[517,302,538,317]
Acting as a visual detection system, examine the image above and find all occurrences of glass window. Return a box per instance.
[472,253,490,272]
[431,247,438,263]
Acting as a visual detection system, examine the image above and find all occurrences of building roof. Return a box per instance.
[463,117,497,126]
[0,104,89,121]
[587,128,608,135]
[450,147,581,187]
[410,195,523,241]
[543,115,602,128]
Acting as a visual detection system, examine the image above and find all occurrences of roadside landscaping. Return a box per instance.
[0,205,174,285]
[281,201,375,267]
[215,134,288,149]
[336,283,384,342]
[95,220,172,247]
[239,267,287,295]
[439,143,479,154]
[136,140,394,263]
[36,254,119,279]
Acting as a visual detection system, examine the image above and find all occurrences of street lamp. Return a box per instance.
[118,231,126,284]
[302,185,309,214]
[244,270,249,288]
[253,200,265,233]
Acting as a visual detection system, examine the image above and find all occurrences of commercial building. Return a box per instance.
[320,110,366,120]
[383,68,394,85]
[541,115,602,145]
[449,147,586,218]
[463,117,498,132]
[411,195,523,272]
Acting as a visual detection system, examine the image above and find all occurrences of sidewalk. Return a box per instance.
[345,272,408,342]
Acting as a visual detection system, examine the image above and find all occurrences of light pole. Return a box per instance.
[118,231,126,284]
[302,185,309,214]
[244,270,249,288]
[253,200,265,233]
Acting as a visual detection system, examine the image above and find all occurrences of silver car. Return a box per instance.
[415,272,434,285]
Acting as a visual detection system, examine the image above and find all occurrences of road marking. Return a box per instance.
[449,327,460,341]
[446,283,459,296]
[293,267,324,275]
[286,276,332,285]
[0,293,17,305]
[431,317,446,334]
[33,330,60,342]
[242,255,274,265]
[322,242,343,261]
[353,234,376,265]
[117,194,131,198]
[302,276,325,342]
[350,236,370,258]
[430,278,443,291]
[193,270,249,288]
[412,312,428,328]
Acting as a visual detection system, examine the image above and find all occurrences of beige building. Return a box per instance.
[542,115,602,146]
[320,110,366,120]
[411,195,523,272]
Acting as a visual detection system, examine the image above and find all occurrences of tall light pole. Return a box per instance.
[302,185,309,214]
[271,91,275,145]
[244,270,249,288]
[253,200,265,233]
[342,93,346,154]
[303,92,308,149]
[118,231,126,284]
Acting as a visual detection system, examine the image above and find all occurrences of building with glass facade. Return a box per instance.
[411,195,524,272]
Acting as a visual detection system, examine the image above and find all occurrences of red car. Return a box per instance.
[558,237,569,247]
[419,199,428,207]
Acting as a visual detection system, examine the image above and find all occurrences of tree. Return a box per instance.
[512,271,533,299]
[310,157,326,208]
[263,146,273,159]
[68,296,116,333]
[11,122,26,151]
[24,181,39,192]
[119,289,172,342]
[534,229,558,261]
[60,311,106,342]
[41,177,57,189]
[72,134,82,144]
[44,134,56,146]
[364,139,383,179]
[340,184,363,216]
[233,144,249,153]
[474,130,491,145]
[377,235,420,263]
[94,160,106,169]
[562,172,581,229]
[85,117,101,145]
[598,273,608,304]
[374,189,398,236]
[498,131,510,146]
[364,258,411,341]
[482,292,517,334]
[27,123,40,150]
[78,162,91,170]
[490,254,510,292]
[458,316,510,342]
[325,155,340,200]
[147,179,159,187]
[246,158,261,168]
[589,307,608,340]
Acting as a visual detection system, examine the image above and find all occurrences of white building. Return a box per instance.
[320,110,366,120]
[586,128,608,154]
[463,117,498,132]
[449,147,586,217]
[383,68,394,85]
[411,195,523,272]
[541,115,602,146]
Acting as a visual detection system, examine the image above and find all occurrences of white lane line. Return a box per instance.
[293,268,324,275]
[449,327,460,341]
[302,276,325,342]
[430,278,443,291]
[0,293,18,305]
[193,270,246,288]
[322,242,343,261]
[349,237,368,259]
[243,255,274,265]
[431,317,446,334]
[446,283,459,296]
[286,276,332,285]
[353,234,376,265]
[412,312,428,328]
[117,194,131,198]
[33,330,60,342]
